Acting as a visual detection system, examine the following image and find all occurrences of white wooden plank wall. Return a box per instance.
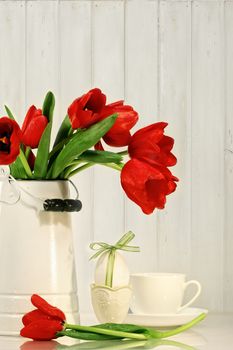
[224,0,233,312]
[0,0,232,313]
[59,0,93,315]
[191,1,225,311]
[125,0,159,280]
[157,0,192,277]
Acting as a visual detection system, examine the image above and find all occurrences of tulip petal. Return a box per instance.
[129,122,177,168]
[21,105,38,132]
[86,88,106,113]
[99,102,138,147]
[21,106,48,149]
[20,319,63,340]
[31,295,65,321]
[95,140,104,151]
[130,122,168,142]
[0,117,21,165]
[68,88,106,129]
[121,159,177,214]
[103,131,131,147]
[22,309,57,326]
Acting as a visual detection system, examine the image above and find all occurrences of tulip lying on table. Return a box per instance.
[20,295,206,342]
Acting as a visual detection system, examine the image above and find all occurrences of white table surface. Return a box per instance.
[0,313,232,350]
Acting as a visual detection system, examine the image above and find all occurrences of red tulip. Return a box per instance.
[95,101,138,149]
[128,122,177,167]
[121,158,178,214]
[68,88,106,129]
[20,294,65,341]
[21,106,48,148]
[20,319,63,341]
[0,117,21,165]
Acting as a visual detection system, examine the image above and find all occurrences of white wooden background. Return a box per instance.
[0,0,232,313]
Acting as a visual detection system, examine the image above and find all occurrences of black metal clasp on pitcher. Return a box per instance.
[43,180,82,212]
[43,198,82,212]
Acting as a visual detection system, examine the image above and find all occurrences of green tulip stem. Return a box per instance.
[103,163,124,171]
[67,161,124,178]
[63,324,147,341]
[154,312,207,339]
[25,146,31,160]
[117,150,128,156]
[19,149,32,178]
[68,162,95,177]
[63,161,84,178]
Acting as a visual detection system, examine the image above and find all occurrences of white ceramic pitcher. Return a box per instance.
[0,180,79,335]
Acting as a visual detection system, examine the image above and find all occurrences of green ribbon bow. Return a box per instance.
[90,231,140,288]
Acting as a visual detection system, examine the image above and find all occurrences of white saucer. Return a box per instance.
[125,307,208,327]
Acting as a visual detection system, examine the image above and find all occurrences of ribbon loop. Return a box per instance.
[89,231,140,261]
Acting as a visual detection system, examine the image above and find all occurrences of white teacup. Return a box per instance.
[130,273,202,315]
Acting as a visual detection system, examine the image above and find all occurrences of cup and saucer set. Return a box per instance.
[124,273,208,327]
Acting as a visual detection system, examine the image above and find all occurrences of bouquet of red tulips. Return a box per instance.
[0,89,178,214]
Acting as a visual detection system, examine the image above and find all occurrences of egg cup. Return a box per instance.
[90,283,132,323]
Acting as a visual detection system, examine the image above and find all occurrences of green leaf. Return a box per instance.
[33,92,55,178]
[48,115,72,169]
[18,149,33,178]
[63,322,147,341]
[48,114,117,179]
[78,150,123,164]
[33,122,52,179]
[94,323,152,335]
[10,157,27,179]
[4,105,16,121]
[53,115,71,149]
[42,91,55,122]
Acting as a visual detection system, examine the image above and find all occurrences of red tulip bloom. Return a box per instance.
[68,88,106,129]
[0,117,21,165]
[20,294,65,341]
[95,101,138,149]
[21,106,48,149]
[128,122,177,168]
[121,158,178,214]
[103,101,139,147]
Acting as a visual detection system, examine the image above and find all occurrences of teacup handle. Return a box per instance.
[178,280,202,311]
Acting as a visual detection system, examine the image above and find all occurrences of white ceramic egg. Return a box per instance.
[94,251,130,288]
